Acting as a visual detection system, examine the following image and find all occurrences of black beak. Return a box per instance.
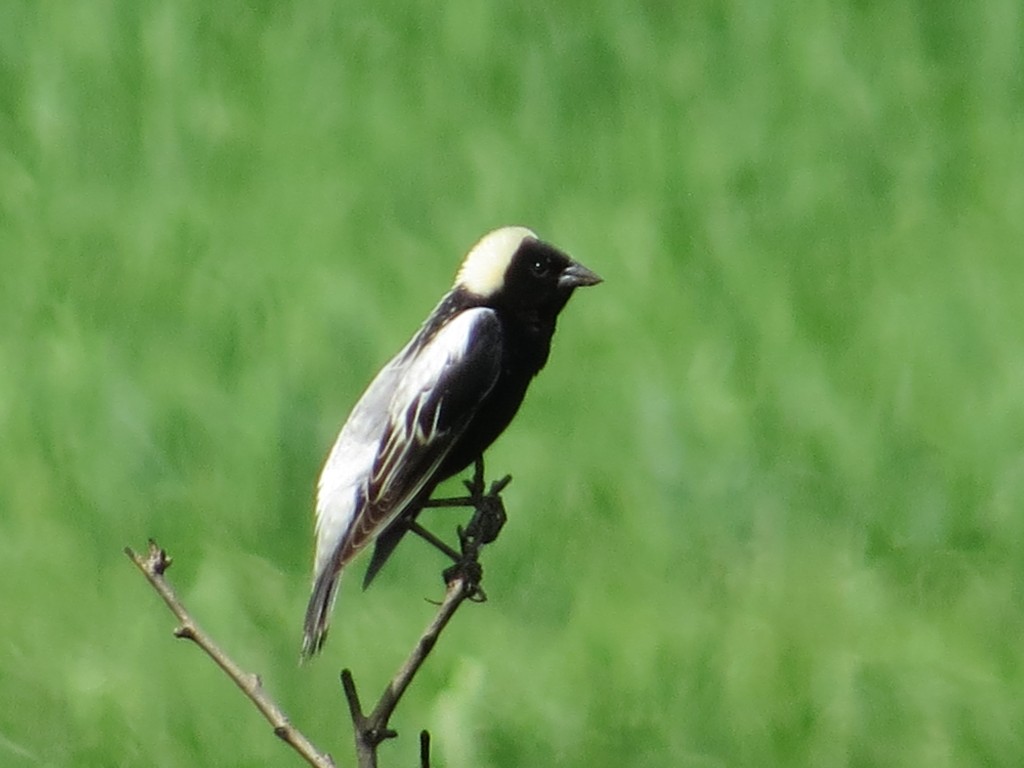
[558,260,603,289]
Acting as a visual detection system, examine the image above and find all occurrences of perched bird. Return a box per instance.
[302,226,601,658]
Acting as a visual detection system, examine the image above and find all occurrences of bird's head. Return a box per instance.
[455,227,602,315]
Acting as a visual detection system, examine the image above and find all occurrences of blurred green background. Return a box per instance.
[3,1,1023,766]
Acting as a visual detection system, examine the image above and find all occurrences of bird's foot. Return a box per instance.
[433,457,511,600]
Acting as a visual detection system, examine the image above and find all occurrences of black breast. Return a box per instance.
[436,313,555,480]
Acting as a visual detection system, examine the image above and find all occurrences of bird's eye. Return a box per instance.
[530,258,550,278]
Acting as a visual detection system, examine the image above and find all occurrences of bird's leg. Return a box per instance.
[465,455,488,499]
[406,520,461,562]
[421,456,512,510]
[404,457,512,601]
[420,457,510,543]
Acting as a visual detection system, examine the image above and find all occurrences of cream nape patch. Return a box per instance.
[455,226,537,298]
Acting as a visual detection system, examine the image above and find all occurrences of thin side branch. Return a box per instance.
[125,541,336,768]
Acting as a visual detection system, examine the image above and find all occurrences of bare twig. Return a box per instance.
[125,541,336,768]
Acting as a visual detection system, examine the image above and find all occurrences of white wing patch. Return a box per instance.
[311,307,501,584]
[374,389,444,495]
[455,226,536,298]
[367,308,493,512]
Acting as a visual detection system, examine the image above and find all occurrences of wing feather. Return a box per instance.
[340,307,502,561]
[304,306,502,656]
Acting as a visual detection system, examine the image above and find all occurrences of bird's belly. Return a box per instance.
[437,374,532,481]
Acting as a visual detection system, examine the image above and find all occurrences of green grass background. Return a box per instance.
[3,1,1023,766]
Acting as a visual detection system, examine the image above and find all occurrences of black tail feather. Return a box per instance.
[361,516,411,589]
[301,569,341,661]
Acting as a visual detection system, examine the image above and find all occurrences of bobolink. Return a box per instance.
[302,226,601,658]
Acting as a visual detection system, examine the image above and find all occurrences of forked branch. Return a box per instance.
[125,459,510,768]
[340,461,509,767]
